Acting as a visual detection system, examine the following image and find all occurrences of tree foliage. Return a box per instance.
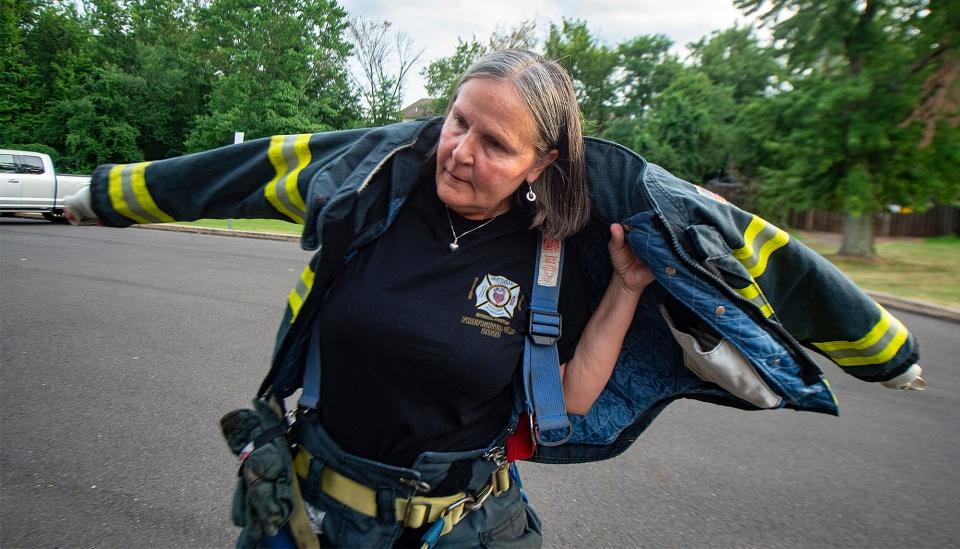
[421,38,487,113]
[421,20,538,114]
[5,0,360,168]
[348,17,423,126]
[544,19,619,133]
[737,0,959,256]
[898,0,960,147]
[188,0,359,149]
[6,2,957,251]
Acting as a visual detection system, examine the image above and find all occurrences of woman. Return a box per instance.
[66,49,923,548]
[67,50,653,547]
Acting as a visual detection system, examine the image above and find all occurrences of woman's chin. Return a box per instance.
[437,181,467,208]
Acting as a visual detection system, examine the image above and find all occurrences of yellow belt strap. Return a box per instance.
[292,448,510,531]
[287,473,321,549]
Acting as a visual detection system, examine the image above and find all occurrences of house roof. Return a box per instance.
[401,98,439,121]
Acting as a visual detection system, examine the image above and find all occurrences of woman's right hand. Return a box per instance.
[607,223,655,295]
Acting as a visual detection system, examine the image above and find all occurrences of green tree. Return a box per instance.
[689,26,780,102]
[488,19,537,51]
[634,70,736,183]
[188,0,359,149]
[41,65,146,171]
[421,20,540,114]
[688,25,783,207]
[348,17,423,126]
[737,0,960,257]
[614,34,683,117]
[544,19,619,133]
[2,2,95,150]
[421,38,487,113]
[0,0,38,145]
[899,0,960,147]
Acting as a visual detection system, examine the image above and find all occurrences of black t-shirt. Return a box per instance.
[317,176,589,467]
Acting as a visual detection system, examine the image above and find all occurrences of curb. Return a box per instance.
[132,223,301,243]
[135,223,960,324]
[866,291,960,324]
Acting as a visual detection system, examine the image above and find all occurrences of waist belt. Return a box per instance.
[293,449,510,534]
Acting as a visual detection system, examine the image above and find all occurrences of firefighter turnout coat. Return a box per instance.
[85,118,918,464]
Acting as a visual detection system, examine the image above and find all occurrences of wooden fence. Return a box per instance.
[785,205,959,237]
[699,183,958,237]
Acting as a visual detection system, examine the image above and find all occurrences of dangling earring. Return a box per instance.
[525,183,537,202]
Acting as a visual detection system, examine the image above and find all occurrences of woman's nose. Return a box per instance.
[451,135,473,165]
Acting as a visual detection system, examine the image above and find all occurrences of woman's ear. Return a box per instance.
[526,149,560,183]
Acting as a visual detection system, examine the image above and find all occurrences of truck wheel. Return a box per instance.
[42,211,68,223]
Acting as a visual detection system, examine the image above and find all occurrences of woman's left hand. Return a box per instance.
[608,223,655,294]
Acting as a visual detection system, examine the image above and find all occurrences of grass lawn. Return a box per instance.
[169,218,303,235]
[798,232,960,308]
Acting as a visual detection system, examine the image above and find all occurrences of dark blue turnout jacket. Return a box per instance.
[88,117,918,464]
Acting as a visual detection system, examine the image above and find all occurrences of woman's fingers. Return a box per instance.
[608,223,633,269]
[608,223,655,293]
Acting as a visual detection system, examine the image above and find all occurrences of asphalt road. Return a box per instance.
[2,219,958,548]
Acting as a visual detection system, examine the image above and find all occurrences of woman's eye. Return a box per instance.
[486,138,502,150]
[455,115,467,129]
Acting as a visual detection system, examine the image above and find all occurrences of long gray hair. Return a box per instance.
[447,49,590,239]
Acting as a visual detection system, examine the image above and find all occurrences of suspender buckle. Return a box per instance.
[528,309,562,346]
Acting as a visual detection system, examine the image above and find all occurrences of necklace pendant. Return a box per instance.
[449,242,460,252]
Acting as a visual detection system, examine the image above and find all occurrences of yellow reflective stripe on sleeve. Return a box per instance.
[289,134,310,212]
[733,282,774,317]
[732,215,790,278]
[812,306,909,366]
[732,217,765,260]
[265,135,309,224]
[108,165,151,224]
[107,163,173,224]
[130,162,174,223]
[288,265,316,323]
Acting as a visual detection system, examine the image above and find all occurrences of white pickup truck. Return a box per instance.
[1,149,91,222]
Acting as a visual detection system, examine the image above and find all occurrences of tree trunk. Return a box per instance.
[839,212,876,258]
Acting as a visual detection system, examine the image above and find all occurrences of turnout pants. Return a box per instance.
[294,414,543,548]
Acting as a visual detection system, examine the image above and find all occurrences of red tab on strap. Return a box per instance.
[505,412,536,462]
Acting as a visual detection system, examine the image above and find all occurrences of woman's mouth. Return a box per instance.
[446,169,470,185]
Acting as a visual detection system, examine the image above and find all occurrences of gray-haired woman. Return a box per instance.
[65,48,923,548]
[67,49,655,547]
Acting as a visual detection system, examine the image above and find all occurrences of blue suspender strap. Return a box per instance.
[523,234,572,447]
[298,322,322,409]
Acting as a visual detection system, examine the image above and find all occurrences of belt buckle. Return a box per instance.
[400,498,434,529]
[528,309,562,346]
[463,482,493,512]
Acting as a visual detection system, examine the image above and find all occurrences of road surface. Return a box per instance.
[2,219,957,548]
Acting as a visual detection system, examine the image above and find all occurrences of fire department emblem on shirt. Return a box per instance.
[475,274,520,319]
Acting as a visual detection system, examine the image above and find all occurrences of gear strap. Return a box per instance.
[521,234,571,448]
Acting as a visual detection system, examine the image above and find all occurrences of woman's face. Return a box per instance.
[435,78,557,220]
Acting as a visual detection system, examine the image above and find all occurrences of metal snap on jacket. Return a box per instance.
[665,266,677,276]
[715,306,726,316]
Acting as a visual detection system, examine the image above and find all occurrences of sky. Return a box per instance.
[339,0,760,108]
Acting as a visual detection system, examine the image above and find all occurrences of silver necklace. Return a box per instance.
[445,206,500,252]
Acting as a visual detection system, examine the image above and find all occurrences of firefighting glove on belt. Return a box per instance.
[220,399,296,547]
